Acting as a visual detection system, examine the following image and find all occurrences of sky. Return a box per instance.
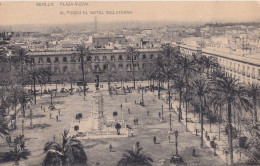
[0,1,260,25]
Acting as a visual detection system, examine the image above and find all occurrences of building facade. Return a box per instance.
[177,44,260,85]
[12,48,162,83]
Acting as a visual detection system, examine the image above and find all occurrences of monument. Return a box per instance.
[69,75,128,139]
[89,75,104,131]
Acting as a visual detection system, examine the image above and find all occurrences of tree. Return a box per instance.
[212,76,252,164]
[117,147,153,166]
[77,44,91,100]
[103,60,117,93]
[126,46,139,89]
[172,77,185,122]
[42,130,87,166]
[113,111,118,121]
[201,56,219,77]
[24,66,45,105]
[191,77,211,148]
[115,123,121,135]
[247,83,260,125]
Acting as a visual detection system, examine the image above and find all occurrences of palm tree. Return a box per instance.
[201,56,219,77]
[117,147,153,166]
[43,130,87,166]
[126,46,138,89]
[191,77,211,148]
[77,44,91,100]
[212,76,252,164]
[172,77,185,122]
[24,66,45,105]
[247,83,260,125]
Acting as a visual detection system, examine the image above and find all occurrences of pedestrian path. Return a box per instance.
[169,100,251,165]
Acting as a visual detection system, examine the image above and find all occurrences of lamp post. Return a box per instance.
[30,109,32,124]
[175,130,179,155]
[22,119,24,137]
[169,114,172,131]
[141,88,144,103]
[161,105,164,120]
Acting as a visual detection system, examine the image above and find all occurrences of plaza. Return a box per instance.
[0,81,226,166]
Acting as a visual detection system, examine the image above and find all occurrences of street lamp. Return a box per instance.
[22,119,24,137]
[175,130,179,155]
[169,114,172,131]
[161,105,164,120]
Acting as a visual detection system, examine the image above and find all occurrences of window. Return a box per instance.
[118,55,123,60]
[63,57,67,62]
[87,56,92,61]
[111,55,115,61]
[38,58,43,64]
[70,57,76,62]
[126,55,131,60]
[47,58,51,64]
[103,56,107,61]
[94,56,99,61]
[142,63,146,69]
[134,63,139,71]
[142,54,146,59]
[127,64,131,71]
[247,66,250,77]
[119,64,123,70]
[252,68,255,78]
[103,64,107,70]
[54,57,59,63]
[150,54,154,59]
[63,66,68,72]
[134,55,138,60]
[242,65,245,75]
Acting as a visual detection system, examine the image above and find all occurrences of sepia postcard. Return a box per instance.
[1,1,260,166]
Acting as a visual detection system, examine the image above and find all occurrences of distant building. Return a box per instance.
[89,35,126,48]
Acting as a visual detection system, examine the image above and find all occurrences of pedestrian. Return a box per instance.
[193,148,196,157]
[120,103,122,109]
[133,119,136,125]
[153,136,157,144]
[158,112,161,118]
[136,118,138,124]
[128,108,131,114]
[125,98,127,103]
[135,100,136,104]
[43,106,45,112]
[56,115,58,122]
[131,129,134,137]
[147,110,149,116]
[168,135,171,143]
[109,144,113,152]
[50,113,52,119]
[136,141,140,148]
[41,105,42,110]
[20,141,25,151]
[58,109,61,115]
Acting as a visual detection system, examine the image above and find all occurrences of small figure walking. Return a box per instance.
[43,107,45,112]
[131,129,134,137]
[153,136,157,144]
[56,115,58,122]
[192,148,196,157]
[50,113,52,119]
[128,108,131,114]
[168,135,171,143]
[41,105,42,110]
[147,110,149,116]
[109,144,113,152]
[158,112,161,118]
[120,103,122,109]
[125,98,127,103]
[58,109,61,115]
